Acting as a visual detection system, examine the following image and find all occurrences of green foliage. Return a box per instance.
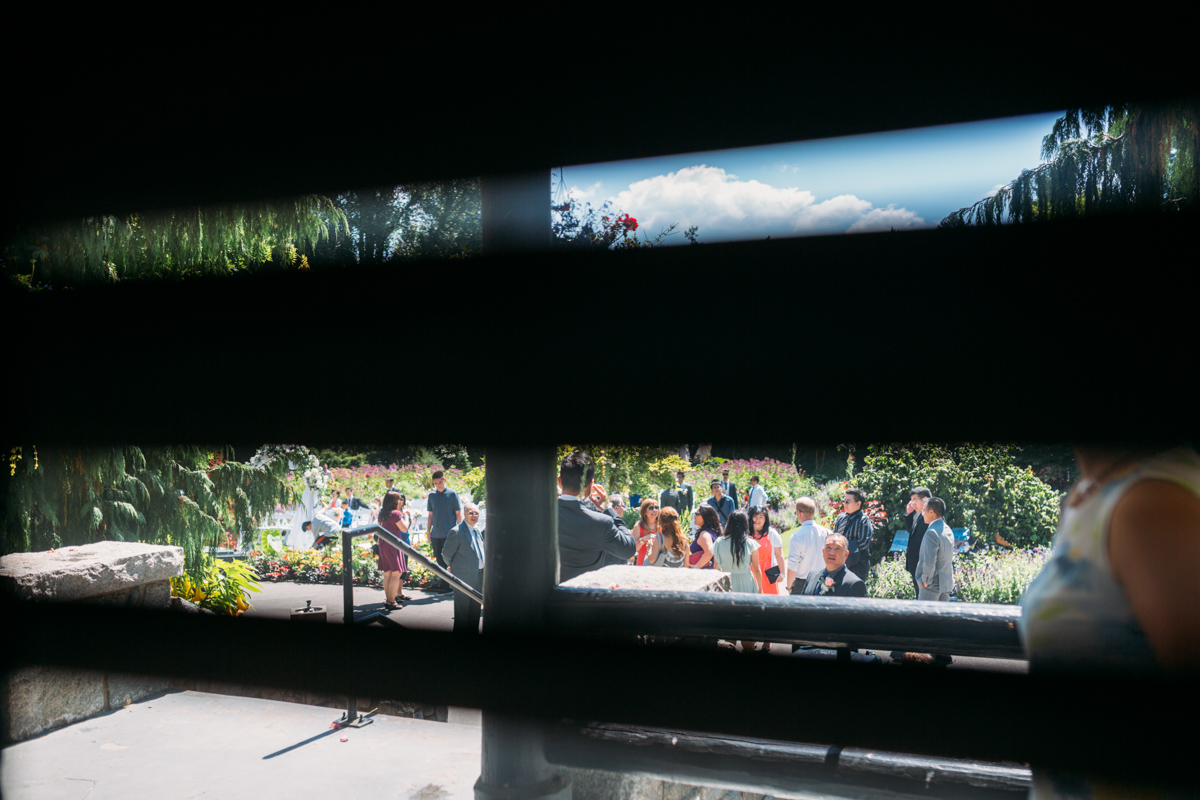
[3,445,305,579]
[247,536,441,590]
[687,457,821,512]
[170,554,263,615]
[868,548,1052,606]
[942,101,1198,226]
[851,444,1062,555]
[462,462,487,503]
[556,446,692,500]
[868,554,917,599]
[6,196,348,287]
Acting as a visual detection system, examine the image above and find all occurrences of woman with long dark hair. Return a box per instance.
[644,507,688,567]
[688,504,721,569]
[716,508,762,653]
[749,505,784,596]
[715,509,761,594]
[377,491,410,610]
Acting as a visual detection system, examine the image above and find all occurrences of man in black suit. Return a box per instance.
[904,486,932,598]
[660,470,694,519]
[719,468,740,510]
[801,533,867,597]
[557,451,636,583]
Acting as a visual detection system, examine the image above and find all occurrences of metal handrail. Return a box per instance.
[337,523,484,725]
[341,523,484,607]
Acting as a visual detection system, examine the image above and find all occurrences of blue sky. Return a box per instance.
[555,111,1065,244]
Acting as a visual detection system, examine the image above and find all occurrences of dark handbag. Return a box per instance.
[764,565,781,584]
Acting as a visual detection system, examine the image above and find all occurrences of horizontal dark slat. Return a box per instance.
[546,589,1023,658]
[546,723,1031,799]
[3,597,1197,788]
[9,34,1192,224]
[9,212,1197,445]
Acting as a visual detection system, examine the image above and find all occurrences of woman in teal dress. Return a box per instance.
[714,509,761,594]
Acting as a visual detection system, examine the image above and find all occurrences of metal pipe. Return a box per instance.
[476,446,570,800]
[546,588,1023,659]
[544,723,1031,800]
[343,524,484,606]
[6,597,1197,788]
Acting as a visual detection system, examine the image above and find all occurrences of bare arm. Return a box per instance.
[1108,479,1200,671]
[750,547,761,592]
[694,532,714,569]
[644,533,661,565]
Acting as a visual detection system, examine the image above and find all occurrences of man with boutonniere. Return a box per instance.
[799,533,867,598]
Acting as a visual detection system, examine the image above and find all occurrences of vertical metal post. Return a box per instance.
[481,172,552,253]
[342,531,357,724]
[475,447,570,800]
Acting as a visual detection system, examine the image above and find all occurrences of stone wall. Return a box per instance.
[1,542,184,744]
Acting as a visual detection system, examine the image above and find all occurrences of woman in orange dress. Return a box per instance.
[748,506,784,596]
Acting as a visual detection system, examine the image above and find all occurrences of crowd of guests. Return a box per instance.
[553,450,960,658]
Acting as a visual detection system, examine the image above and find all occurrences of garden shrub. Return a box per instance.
[852,444,1062,564]
[867,547,1052,605]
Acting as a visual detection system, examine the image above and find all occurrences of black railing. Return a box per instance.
[338,523,483,724]
[548,587,1023,658]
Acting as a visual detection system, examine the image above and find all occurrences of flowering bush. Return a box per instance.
[867,547,1052,605]
[323,462,474,510]
[687,458,819,513]
[868,554,917,600]
[247,536,442,590]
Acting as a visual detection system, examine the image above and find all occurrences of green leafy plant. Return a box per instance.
[170,554,263,615]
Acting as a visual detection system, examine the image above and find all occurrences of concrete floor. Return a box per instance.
[2,690,484,800]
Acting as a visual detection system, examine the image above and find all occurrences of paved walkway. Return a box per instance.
[2,691,483,800]
[244,580,456,629]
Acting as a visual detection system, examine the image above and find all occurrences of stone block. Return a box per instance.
[141,578,172,608]
[563,767,666,800]
[561,565,731,593]
[106,672,172,710]
[2,665,106,744]
[0,541,184,603]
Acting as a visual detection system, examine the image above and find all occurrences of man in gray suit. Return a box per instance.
[442,503,485,634]
[557,451,636,582]
[660,470,694,519]
[915,496,955,665]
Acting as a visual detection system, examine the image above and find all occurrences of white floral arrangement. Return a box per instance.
[302,466,327,493]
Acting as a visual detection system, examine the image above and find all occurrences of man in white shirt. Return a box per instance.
[785,496,830,595]
[747,475,768,508]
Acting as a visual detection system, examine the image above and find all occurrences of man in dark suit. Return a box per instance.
[904,486,932,598]
[660,470,694,519]
[557,451,636,583]
[801,533,867,597]
[719,469,740,510]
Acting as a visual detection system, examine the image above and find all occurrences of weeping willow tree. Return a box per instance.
[6,195,349,288]
[941,100,1198,227]
[2,444,312,578]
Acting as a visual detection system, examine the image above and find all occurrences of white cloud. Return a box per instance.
[984,183,1010,198]
[564,182,602,204]
[605,165,924,243]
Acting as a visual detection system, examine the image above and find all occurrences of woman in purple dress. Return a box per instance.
[377,491,410,609]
